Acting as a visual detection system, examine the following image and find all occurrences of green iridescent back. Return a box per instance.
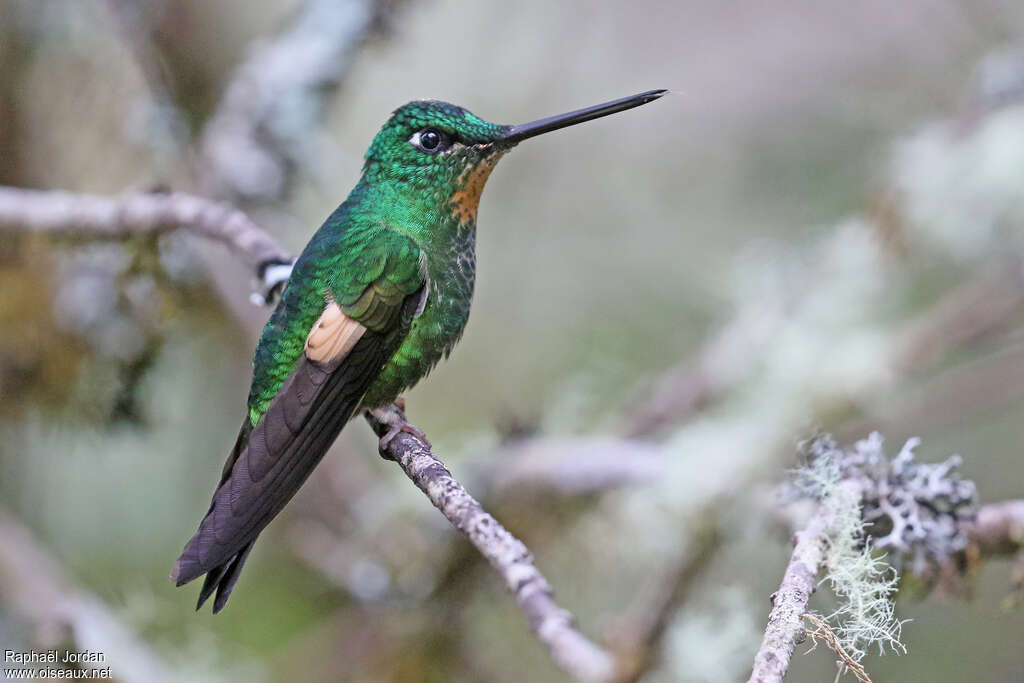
[246,101,509,425]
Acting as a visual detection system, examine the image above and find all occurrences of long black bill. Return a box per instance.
[501,89,667,143]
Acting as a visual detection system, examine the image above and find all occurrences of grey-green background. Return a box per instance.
[1,0,1023,681]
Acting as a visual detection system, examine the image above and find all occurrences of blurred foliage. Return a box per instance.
[2,0,1024,681]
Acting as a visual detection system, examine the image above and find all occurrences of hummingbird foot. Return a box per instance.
[368,403,431,459]
[249,257,296,306]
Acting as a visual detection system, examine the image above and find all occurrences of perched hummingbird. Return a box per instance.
[172,89,666,612]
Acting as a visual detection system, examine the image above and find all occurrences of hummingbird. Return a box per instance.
[172,89,666,612]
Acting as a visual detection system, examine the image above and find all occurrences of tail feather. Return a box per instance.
[170,350,392,611]
[195,561,228,609]
[206,542,254,613]
[172,291,423,613]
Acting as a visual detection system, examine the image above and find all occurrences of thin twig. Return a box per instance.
[748,506,830,683]
[801,614,872,683]
[366,404,616,683]
[747,480,862,683]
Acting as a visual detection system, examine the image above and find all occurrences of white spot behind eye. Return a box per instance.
[409,131,423,148]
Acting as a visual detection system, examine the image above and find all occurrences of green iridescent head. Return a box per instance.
[363,101,508,186]
[361,90,667,226]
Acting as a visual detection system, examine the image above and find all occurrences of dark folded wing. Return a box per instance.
[172,291,422,602]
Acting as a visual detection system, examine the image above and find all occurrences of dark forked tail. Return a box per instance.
[172,295,421,612]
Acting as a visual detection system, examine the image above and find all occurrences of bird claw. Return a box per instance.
[370,403,430,460]
[378,422,431,455]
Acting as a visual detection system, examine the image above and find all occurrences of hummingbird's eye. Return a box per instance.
[410,128,449,153]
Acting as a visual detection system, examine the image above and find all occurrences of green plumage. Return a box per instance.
[175,90,665,612]
[247,102,506,425]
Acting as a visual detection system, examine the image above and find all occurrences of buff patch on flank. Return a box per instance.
[305,300,366,365]
[450,152,504,227]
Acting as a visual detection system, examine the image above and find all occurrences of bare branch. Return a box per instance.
[366,404,616,683]
[751,433,996,682]
[0,185,293,301]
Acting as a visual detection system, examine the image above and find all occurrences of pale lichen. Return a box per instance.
[791,431,980,664]
[808,433,979,579]
[794,435,906,662]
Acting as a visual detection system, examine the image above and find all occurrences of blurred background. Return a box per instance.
[2,0,1024,681]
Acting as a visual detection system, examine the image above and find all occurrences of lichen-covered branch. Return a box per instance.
[756,494,1024,680]
[0,179,661,683]
[750,433,981,682]
[0,185,294,302]
[747,487,847,683]
[366,404,616,683]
